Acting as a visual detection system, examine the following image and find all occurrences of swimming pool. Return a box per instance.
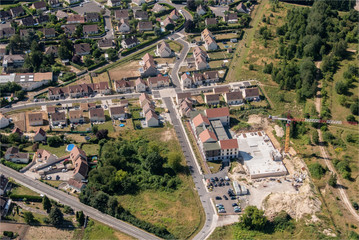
[119,124,125,127]
[66,144,75,152]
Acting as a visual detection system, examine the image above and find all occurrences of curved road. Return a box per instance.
[0,164,160,240]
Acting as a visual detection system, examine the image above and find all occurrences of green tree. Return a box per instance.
[239,206,268,231]
[167,152,182,172]
[24,212,35,225]
[308,163,326,179]
[141,3,148,11]
[90,191,109,213]
[328,173,337,187]
[335,81,348,95]
[312,131,319,145]
[92,125,99,134]
[350,102,359,115]
[15,90,26,100]
[92,48,101,59]
[143,152,165,175]
[49,207,64,226]
[273,210,294,232]
[47,136,62,147]
[346,115,356,122]
[42,195,52,213]
[76,211,85,226]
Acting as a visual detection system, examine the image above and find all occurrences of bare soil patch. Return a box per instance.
[25,226,74,240]
[109,61,141,80]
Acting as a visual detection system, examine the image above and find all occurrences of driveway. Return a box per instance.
[210,6,229,18]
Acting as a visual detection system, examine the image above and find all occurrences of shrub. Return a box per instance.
[308,163,326,179]
[328,173,337,187]
[10,194,42,202]
[3,231,14,238]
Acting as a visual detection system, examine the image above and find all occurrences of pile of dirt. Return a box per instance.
[262,180,321,220]
[247,115,269,128]
[274,125,284,137]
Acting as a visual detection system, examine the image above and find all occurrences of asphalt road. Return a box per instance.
[170,38,190,88]
[162,97,217,240]
[0,164,161,240]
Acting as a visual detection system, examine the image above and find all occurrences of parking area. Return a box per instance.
[208,176,245,215]
[71,1,102,15]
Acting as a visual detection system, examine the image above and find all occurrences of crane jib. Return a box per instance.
[304,119,342,124]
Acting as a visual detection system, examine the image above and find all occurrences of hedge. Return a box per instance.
[87,60,108,71]
[60,72,77,82]
[121,32,170,56]
[10,194,43,202]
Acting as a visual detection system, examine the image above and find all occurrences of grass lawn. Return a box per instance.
[37,143,68,158]
[42,180,64,188]
[208,60,228,68]
[10,183,39,196]
[207,160,222,173]
[97,120,115,132]
[167,40,183,53]
[83,220,135,240]
[81,144,99,156]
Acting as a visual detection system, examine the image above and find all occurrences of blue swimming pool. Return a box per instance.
[119,124,125,127]
[66,144,75,152]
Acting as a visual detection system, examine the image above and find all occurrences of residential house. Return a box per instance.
[138,21,152,31]
[132,0,145,6]
[0,175,9,196]
[48,82,109,99]
[147,75,170,89]
[196,5,206,15]
[114,80,134,93]
[139,93,151,107]
[83,24,98,35]
[109,106,126,120]
[145,109,159,127]
[119,100,129,107]
[62,24,76,36]
[32,1,47,11]
[85,12,100,22]
[156,41,172,57]
[201,28,217,51]
[142,102,155,115]
[80,102,96,111]
[205,18,217,27]
[117,19,130,33]
[74,43,91,56]
[134,10,148,20]
[135,78,147,92]
[33,128,46,142]
[203,71,219,83]
[0,114,9,129]
[20,16,36,27]
[180,73,192,88]
[41,28,56,38]
[56,10,68,20]
[67,14,85,24]
[236,2,249,13]
[0,196,11,219]
[107,0,121,7]
[205,94,220,106]
[10,6,24,18]
[45,45,58,57]
[48,87,68,100]
[0,28,15,39]
[213,86,229,94]
[193,46,208,70]
[121,36,139,49]
[224,91,244,105]
[35,149,57,162]
[0,11,11,21]
[28,113,43,126]
[223,13,238,23]
[37,14,50,24]
[192,73,204,86]
[89,108,105,122]
[140,53,157,77]
[50,111,67,127]
[205,107,230,125]
[12,72,53,91]
[114,9,129,20]
[11,127,23,136]
[5,147,29,163]
[98,39,114,50]
[69,146,88,181]
[49,0,61,8]
[152,3,166,13]
[219,139,239,160]
[46,106,56,114]
[169,9,180,20]
[179,98,194,117]
[243,87,260,101]
[176,92,192,104]
[162,17,174,29]
[68,178,85,192]
[69,110,85,124]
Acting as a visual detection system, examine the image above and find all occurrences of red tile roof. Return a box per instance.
[192,114,210,127]
[219,139,238,149]
[199,129,217,143]
[205,107,229,118]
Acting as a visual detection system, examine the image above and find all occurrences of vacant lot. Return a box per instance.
[109,61,141,80]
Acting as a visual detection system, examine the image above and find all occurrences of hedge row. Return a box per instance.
[87,60,108,71]
[121,32,170,56]
[10,194,42,202]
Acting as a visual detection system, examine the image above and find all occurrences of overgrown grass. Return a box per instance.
[10,183,39,196]
[83,220,135,240]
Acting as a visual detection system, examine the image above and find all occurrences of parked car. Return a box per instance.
[214,177,219,181]
[210,177,215,182]
[218,209,226,213]
[215,196,222,200]
[223,195,228,200]
[225,176,230,181]
[225,182,230,186]
[232,203,238,207]
[216,203,223,208]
